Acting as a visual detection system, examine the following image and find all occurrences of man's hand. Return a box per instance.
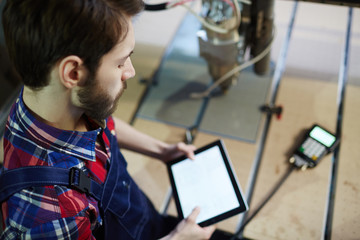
[162,207,216,240]
[113,117,195,162]
[160,142,196,163]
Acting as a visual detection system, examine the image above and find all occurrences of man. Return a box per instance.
[0,0,215,239]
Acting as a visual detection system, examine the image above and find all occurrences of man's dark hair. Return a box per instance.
[2,0,144,89]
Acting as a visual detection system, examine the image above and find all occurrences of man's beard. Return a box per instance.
[77,75,124,122]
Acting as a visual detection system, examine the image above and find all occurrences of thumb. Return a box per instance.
[187,207,201,222]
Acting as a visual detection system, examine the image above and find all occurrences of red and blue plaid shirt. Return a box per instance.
[1,89,116,239]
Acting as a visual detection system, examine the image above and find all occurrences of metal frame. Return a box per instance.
[323,7,353,240]
[236,1,299,237]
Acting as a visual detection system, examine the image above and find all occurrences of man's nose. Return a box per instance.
[122,58,135,81]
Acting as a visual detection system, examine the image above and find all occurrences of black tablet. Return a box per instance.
[167,139,248,227]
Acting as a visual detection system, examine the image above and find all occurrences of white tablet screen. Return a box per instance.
[170,144,241,223]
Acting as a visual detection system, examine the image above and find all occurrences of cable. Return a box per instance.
[240,0,252,5]
[144,3,168,11]
[167,0,241,34]
[230,165,296,240]
[177,4,230,34]
[190,26,276,99]
[166,0,195,8]
[145,0,243,34]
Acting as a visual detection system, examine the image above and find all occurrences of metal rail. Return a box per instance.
[323,7,353,240]
[235,1,298,237]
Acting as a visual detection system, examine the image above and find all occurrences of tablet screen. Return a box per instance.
[167,140,248,226]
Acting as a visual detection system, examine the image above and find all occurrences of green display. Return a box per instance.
[309,126,336,148]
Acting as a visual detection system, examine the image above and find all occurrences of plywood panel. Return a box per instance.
[332,85,360,239]
[243,77,338,240]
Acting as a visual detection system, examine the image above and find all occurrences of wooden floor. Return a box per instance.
[111,48,360,239]
[112,3,360,235]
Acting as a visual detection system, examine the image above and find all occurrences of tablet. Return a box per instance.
[167,139,248,227]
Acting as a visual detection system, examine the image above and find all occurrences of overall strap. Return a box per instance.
[0,166,103,203]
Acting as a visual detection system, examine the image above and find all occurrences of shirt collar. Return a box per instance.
[14,88,104,162]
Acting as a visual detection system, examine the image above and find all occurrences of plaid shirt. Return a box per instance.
[1,89,116,239]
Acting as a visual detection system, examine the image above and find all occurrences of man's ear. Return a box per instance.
[58,56,87,89]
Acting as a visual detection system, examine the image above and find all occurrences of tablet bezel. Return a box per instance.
[166,139,248,227]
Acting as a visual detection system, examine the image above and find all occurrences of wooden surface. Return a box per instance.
[243,76,338,239]
[126,7,359,239]
[118,74,359,239]
[331,84,360,239]
[241,77,359,240]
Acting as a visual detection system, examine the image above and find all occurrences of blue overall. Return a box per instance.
[92,131,176,239]
[0,127,179,239]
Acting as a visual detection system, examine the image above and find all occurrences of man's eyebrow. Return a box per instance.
[119,50,134,61]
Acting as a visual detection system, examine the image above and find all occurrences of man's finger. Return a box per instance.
[187,207,201,222]
[178,142,196,160]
